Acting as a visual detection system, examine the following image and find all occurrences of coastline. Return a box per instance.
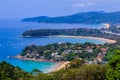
[47,35,116,44]
[11,55,54,62]
[14,35,116,72]
[50,61,70,72]
[9,55,70,72]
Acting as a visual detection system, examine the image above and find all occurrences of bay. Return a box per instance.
[0,21,105,73]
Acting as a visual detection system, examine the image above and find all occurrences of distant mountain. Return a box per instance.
[22,11,120,24]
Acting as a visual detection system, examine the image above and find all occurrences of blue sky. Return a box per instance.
[0,0,120,18]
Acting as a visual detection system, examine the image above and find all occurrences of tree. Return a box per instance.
[77,64,107,80]
[67,59,85,68]
[31,69,42,75]
[106,50,120,80]
[0,61,32,80]
[66,52,76,61]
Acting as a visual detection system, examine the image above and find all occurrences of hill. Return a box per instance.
[22,28,120,41]
[22,11,120,24]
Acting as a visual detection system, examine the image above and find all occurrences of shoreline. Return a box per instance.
[13,35,116,72]
[10,55,55,62]
[22,35,116,44]
[9,55,70,72]
[47,35,116,44]
[50,61,70,72]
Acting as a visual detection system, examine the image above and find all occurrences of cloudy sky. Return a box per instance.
[0,0,120,18]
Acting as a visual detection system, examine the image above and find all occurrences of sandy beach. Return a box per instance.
[48,35,116,44]
[51,61,70,72]
[10,55,70,72]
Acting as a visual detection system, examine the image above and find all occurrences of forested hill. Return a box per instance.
[22,11,120,24]
[22,28,120,41]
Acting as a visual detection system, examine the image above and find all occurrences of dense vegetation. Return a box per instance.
[106,50,120,80]
[0,61,32,80]
[109,25,120,33]
[103,42,120,61]
[22,28,120,41]
[31,61,107,80]
[18,41,120,63]
[22,11,120,24]
[22,28,101,36]
[20,42,107,62]
[2,50,120,80]
[31,50,120,80]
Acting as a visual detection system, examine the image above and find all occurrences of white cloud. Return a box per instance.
[87,2,93,5]
[73,2,94,7]
[73,3,85,7]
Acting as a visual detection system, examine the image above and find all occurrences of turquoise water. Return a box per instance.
[0,21,105,73]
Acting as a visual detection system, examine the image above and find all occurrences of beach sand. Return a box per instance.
[51,61,70,72]
[48,35,116,44]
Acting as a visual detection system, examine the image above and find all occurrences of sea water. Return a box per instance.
[0,21,105,73]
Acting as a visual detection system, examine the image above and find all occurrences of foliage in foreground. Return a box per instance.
[1,50,120,80]
[0,61,32,80]
[31,59,107,80]
[30,50,120,80]
[106,50,120,80]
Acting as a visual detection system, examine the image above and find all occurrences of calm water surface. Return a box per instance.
[0,21,105,73]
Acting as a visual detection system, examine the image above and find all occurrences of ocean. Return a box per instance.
[0,21,105,73]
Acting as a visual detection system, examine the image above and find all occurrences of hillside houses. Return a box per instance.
[94,47,108,64]
[18,42,110,62]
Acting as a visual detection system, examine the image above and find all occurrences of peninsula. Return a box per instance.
[13,42,118,64]
[22,28,119,42]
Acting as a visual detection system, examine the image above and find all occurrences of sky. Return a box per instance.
[0,0,120,18]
